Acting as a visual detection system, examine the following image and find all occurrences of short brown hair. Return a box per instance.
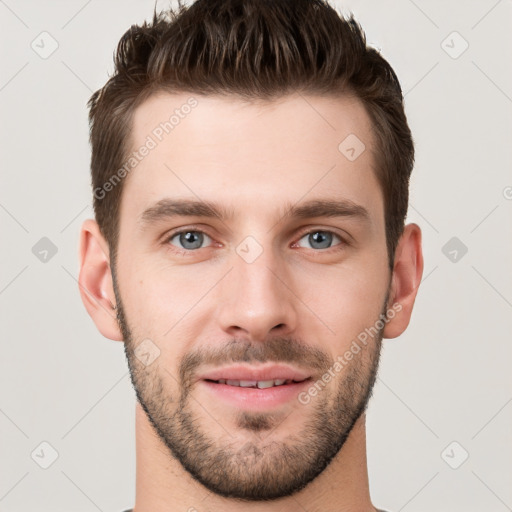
[88,0,414,269]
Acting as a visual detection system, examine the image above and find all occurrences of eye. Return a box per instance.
[167,230,212,251]
[296,230,344,250]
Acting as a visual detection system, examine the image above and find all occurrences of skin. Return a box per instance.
[79,91,423,512]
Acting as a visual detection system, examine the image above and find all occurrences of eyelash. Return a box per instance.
[163,226,349,256]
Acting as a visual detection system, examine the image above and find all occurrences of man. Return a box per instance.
[78,0,423,510]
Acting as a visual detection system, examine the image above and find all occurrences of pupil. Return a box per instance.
[181,231,202,249]
[310,231,331,249]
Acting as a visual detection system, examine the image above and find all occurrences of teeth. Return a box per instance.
[257,380,275,389]
[216,379,295,388]
[239,380,257,387]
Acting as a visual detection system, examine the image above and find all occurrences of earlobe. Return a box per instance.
[383,223,424,339]
[78,219,123,341]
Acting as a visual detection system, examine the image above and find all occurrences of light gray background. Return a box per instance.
[1,1,511,511]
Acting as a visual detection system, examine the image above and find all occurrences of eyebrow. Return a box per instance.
[138,197,370,227]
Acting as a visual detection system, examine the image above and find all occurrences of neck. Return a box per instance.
[132,403,377,512]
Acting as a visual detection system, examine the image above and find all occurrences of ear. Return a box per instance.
[78,219,123,341]
[382,223,424,339]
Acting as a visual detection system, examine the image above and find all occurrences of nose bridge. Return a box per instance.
[217,236,297,340]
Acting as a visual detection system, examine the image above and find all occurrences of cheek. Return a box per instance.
[296,261,388,347]
[118,255,221,336]
[117,265,207,376]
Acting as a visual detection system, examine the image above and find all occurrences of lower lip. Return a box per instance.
[200,379,311,410]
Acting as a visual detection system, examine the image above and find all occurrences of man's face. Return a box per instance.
[113,92,392,500]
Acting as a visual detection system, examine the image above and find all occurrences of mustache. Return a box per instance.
[179,336,333,387]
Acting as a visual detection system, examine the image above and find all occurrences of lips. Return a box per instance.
[198,364,312,387]
[198,365,313,410]
[212,378,302,389]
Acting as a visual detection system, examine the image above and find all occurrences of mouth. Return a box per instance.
[198,363,312,384]
[197,365,313,410]
[204,377,311,389]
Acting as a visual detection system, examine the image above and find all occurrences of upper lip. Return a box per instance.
[198,364,312,383]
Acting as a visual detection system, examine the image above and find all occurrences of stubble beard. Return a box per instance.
[113,269,387,501]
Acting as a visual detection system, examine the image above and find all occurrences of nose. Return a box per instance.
[216,244,298,342]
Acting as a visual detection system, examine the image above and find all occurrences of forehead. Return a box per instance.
[121,91,382,225]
